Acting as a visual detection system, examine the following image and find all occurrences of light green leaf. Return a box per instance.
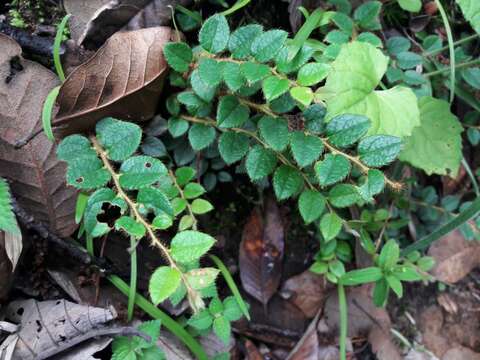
[386,275,403,297]
[170,230,216,263]
[273,165,304,200]
[188,124,216,151]
[184,183,206,199]
[290,131,324,168]
[246,145,277,180]
[163,42,192,72]
[119,156,167,189]
[290,86,314,107]
[152,213,173,230]
[262,76,290,101]
[320,212,342,241]
[378,239,400,270]
[297,62,330,86]
[258,116,290,151]
[179,214,194,231]
[199,14,230,53]
[187,310,213,330]
[320,42,420,137]
[340,267,383,286]
[315,154,351,186]
[358,169,385,201]
[96,118,142,161]
[149,266,182,305]
[191,199,214,214]
[251,29,288,62]
[0,178,20,234]
[399,96,463,176]
[137,188,173,217]
[213,316,231,345]
[298,190,326,224]
[325,114,371,148]
[223,62,245,91]
[217,95,250,128]
[228,24,263,59]
[175,167,196,186]
[185,268,220,290]
[241,62,271,83]
[457,0,480,34]
[218,132,249,164]
[328,184,361,208]
[398,0,421,12]
[115,216,146,238]
[358,135,402,167]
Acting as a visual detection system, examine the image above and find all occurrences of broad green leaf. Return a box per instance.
[325,30,350,45]
[0,178,20,234]
[378,239,400,270]
[149,266,182,305]
[228,24,263,59]
[315,154,351,186]
[241,62,271,83]
[398,0,421,12]
[258,116,290,151]
[290,86,314,107]
[191,69,217,102]
[273,165,304,200]
[213,316,231,345]
[218,132,249,164]
[457,0,480,34]
[332,12,354,35]
[172,198,187,215]
[262,76,289,101]
[223,62,245,91]
[57,135,96,162]
[176,167,196,186]
[191,199,214,214]
[353,1,382,30]
[386,36,411,56]
[328,184,361,208]
[84,188,116,236]
[357,32,383,47]
[137,188,173,216]
[217,95,250,128]
[96,118,141,161]
[310,260,328,274]
[396,51,423,69]
[319,42,420,137]
[168,117,189,137]
[251,29,288,62]
[303,104,326,133]
[198,58,224,86]
[199,14,230,53]
[170,230,216,263]
[188,124,216,151]
[65,158,111,190]
[290,131,324,167]
[245,145,277,180]
[298,190,326,224]
[320,212,342,241]
[119,156,167,189]
[399,96,463,176]
[358,135,402,167]
[325,114,371,148]
[340,267,383,286]
[358,169,385,201]
[187,310,213,330]
[185,268,220,290]
[184,183,206,199]
[297,62,330,86]
[115,216,146,238]
[163,42,192,72]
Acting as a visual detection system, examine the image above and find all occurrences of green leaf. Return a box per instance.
[373,278,389,307]
[386,36,411,56]
[315,154,351,186]
[457,0,480,34]
[290,86,314,107]
[241,62,271,83]
[137,188,173,217]
[298,190,326,224]
[188,124,216,151]
[0,178,20,234]
[213,316,231,345]
[191,69,217,102]
[218,132,249,164]
[378,239,400,270]
[297,62,330,86]
[357,32,383,47]
[75,192,89,224]
[329,259,345,278]
[179,215,194,231]
[42,86,59,141]
[152,213,173,230]
[290,132,324,168]
[358,169,385,201]
[246,145,277,180]
[149,266,182,305]
[358,135,402,167]
[340,267,383,286]
[398,0,421,12]
[223,62,245,91]
[96,118,141,161]
[320,42,420,138]
[258,116,290,151]
[209,297,224,314]
[191,199,214,214]
[353,1,382,30]
[163,42,192,72]
[325,114,371,148]
[399,96,463,176]
[251,29,288,62]
[57,134,96,162]
[396,51,423,69]
[115,216,146,238]
[273,165,304,200]
[216,95,250,128]
[198,58,224,86]
[176,167,196,186]
[184,183,206,199]
[328,184,361,208]
[199,14,230,53]
[276,45,315,74]
[168,117,189,137]
[84,188,116,236]
[310,260,328,274]
[262,76,289,101]
[320,212,342,241]
[188,310,213,330]
[177,91,211,116]
[172,198,187,216]
[65,158,111,190]
[119,156,168,189]
[386,275,403,298]
[185,268,220,290]
[303,104,326,134]
[170,230,216,263]
[228,24,263,59]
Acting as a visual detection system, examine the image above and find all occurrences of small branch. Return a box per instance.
[168,170,198,230]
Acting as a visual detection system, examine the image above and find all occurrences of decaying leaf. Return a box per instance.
[52,27,172,138]
[4,231,22,272]
[1,299,117,360]
[244,339,263,360]
[0,34,77,237]
[441,347,480,360]
[0,233,13,301]
[239,196,284,305]
[427,230,480,284]
[286,310,322,360]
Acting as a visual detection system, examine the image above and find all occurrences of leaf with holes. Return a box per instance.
[119,156,167,190]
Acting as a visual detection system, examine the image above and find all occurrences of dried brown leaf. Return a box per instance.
[244,339,263,360]
[63,0,111,44]
[442,347,480,360]
[427,230,480,284]
[239,196,284,306]
[286,310,321,360]
[0,34,77,237]
[52,27,172,138]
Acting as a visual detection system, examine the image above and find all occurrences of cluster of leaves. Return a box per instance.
[111,320,164,360]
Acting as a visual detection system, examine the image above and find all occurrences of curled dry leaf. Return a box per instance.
[427,230,480,284]
[52,27,172,138]
[239,196,284,306]
[63,0,111,44]
[0,34,77,237]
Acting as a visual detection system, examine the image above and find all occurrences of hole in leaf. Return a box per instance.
[6,55,23,84]
[36,320,42,333]
[76,177,84,184]
[16,307,24,316]
[96,203,122,228]
[145,162,152,168]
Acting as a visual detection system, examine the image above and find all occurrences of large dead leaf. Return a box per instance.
[52,27,172,138]
[0,34,77,237]
[239,196,284,306]
[286,310,322,360]
[427,230,480,284]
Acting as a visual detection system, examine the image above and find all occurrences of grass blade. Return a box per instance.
[128,235,138,322]
[42,86,60,141]
[222,0,251,16]
[54,14,71,81]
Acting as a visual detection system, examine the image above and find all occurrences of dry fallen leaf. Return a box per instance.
[52,27,172,138]
[286,310,321,360]
[239,196,284,306]
[427,230,480,284]
[442,347,480,360]
[244,339,263,360]
[0,34,77,237]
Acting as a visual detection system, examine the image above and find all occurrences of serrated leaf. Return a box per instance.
[315,154,351,186]
[228,24,263,59]
[241,62,271,83]
[175,167,196,186]
[303,103,326,133]
[115,216,146,238]
[137,188,173,216]
[170,230,216,263]
[328,184,361,208]
[188,124,216,151]
[191,199,214,214]
[245,145,277,180]
[457,0,480,34]
[290,131,324,168]
[399,96,463,176]
[258,116,290,151]
[185,268,220,290]
[119,156,167,189]
[163,42,192,72]
[223,62,245,91]
[325,114,371,148]
[213,316,231,345]
[320,212,342,241]
[187,310,213,330]
[199,14,230,53]
[273,165,304,200]
[216,95,250,128]
[358,135,402,167]
[223,296,244,322]
[262,76,290,101]
[149,266,182,305]
[298,190,326,224]
[191,69,217,102]
[353,1,382,30]
[358,169,385,201]
[57,134,97,162]
[251,29,288,62]
[290,86,314,107]
[177,91,211,116]
[218,132,249,164]
[184,183,206,199]
[65,158,111,190]
[297,62,330,86]
[96,118,142,161]
[198,58,224,86]
[0,178,20,234]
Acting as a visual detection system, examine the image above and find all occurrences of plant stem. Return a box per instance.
[86,234,94,256]
[338,284,348,360]
[127,234,137,322]
[424,59,480,77]
[168,169,198,230]
[425,33,480,57]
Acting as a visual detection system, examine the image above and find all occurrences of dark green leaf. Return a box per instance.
[273,165,304,200]
[315,154,351,186]
[199,14,230,53]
